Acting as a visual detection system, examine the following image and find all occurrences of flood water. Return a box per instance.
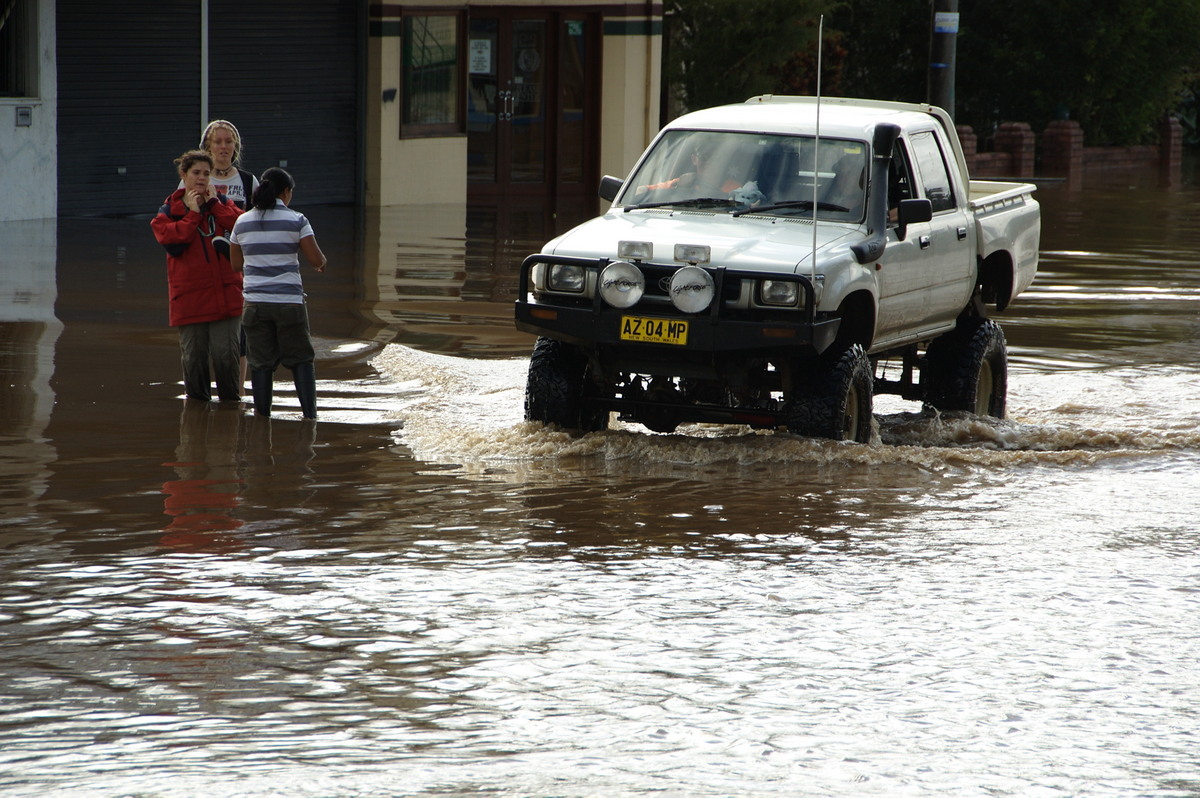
[2,173,1199,797]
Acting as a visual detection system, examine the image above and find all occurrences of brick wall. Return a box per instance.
[957,116,1183,187]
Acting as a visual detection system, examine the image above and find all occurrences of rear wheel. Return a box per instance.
[786,343,874,443]
[525,337,609,431]
[924,318,1008,417]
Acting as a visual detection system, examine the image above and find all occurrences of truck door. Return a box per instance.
[907,130,975,326]
[873,139,928,344]
[873,131,974,347]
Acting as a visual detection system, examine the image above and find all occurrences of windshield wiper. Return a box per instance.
[732,200,849,217]
[623,197,740,212]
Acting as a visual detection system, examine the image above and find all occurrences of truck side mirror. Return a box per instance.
[599,175,624,202]
[896,198,932,241]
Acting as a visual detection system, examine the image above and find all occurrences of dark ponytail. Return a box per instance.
[251,166,295,211]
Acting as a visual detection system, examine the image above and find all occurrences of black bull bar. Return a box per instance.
[513,253,840,356]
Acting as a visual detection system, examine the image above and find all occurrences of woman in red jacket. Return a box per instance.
[151,150,244,402]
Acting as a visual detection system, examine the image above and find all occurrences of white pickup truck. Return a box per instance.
[514,96,1041,441]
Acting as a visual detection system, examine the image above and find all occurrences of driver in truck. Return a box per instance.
[650,141,749,191]
[638,141,764,207]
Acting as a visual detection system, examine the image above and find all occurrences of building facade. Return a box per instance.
[0,0,662,222]
[1,0,57,221]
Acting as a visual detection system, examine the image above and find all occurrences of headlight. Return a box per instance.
[759,279,800,307]
[670,266,715,313]
[599,261,645,308]
[548,263,586,293]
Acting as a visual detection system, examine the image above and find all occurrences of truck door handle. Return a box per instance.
[919,235,931,249]
[957,227,968,240]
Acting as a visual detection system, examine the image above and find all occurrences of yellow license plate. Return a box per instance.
[620,315,689,345]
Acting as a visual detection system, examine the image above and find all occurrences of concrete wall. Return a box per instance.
[365,26,468,207]
[0,0,57,222]
[599,21,663,182]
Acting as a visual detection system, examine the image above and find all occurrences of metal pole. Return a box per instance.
[200,0,209,127]
[928,0,958,117]
[812,14,822,288]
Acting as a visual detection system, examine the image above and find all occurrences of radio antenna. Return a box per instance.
[811,14,823,286]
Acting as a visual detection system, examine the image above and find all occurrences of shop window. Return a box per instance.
[401,12,464,137]
[0,0,36,97]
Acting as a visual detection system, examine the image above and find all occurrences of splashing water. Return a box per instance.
[371,345,1200,475]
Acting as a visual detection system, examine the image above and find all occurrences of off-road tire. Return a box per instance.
[786,343,874,443]
[923,318,1008,417]
[525,337,608,432]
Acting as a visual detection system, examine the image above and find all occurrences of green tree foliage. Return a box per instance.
[666,0,834,112]
[825,0,930,103]
[665,0,1200,146]
[956,0,1200,145]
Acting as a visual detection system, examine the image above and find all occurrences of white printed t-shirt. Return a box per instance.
[178,169,259,208]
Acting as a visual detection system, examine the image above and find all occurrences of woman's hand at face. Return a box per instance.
[184,189,205,213]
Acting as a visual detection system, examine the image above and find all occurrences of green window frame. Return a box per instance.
[401,11,464,138]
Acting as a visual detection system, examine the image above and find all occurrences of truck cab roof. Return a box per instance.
[666,96,945,139]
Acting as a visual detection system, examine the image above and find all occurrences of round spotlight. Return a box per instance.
[669,266,715,313]
[599,261,645,308]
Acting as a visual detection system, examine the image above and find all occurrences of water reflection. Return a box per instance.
[350,197,597,356]
[1019,184,1200,366]
[240,416,319,521]
[0,218,61,520]
[160,402,245,551]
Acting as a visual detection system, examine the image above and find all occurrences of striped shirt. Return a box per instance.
[230,200,314,304]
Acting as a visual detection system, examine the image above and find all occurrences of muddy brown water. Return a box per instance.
[1,177,1199,797]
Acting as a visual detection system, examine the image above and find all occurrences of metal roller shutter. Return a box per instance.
[208,1,360,205]
[56,2,360,217]
[56,1,201,217]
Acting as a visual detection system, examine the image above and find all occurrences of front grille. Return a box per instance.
[636,263,742,305]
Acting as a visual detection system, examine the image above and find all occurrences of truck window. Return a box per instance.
[887,140,916,219]
[619,130,867,221]
[908,130,956,213]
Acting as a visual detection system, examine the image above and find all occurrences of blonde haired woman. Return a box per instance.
[191,119,258,209]
[193,119,258,393]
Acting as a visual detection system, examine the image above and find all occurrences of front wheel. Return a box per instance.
[524,337,609,432]
[924,318,1008,417]
[786,343,874,443]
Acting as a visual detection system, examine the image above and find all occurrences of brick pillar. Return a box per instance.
[956,124,978,175]
[1042,120,1084,189]
[1159,115,1183,188]
[993,122,1036,178]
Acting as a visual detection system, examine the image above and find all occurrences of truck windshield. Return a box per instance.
[618,130,868,222]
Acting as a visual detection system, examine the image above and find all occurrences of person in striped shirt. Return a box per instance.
[229,167,327,419]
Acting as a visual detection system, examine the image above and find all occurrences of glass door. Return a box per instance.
[467,17,502,185]
[468,11,598,200]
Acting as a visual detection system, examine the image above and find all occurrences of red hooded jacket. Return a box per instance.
[151,189,244,327]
